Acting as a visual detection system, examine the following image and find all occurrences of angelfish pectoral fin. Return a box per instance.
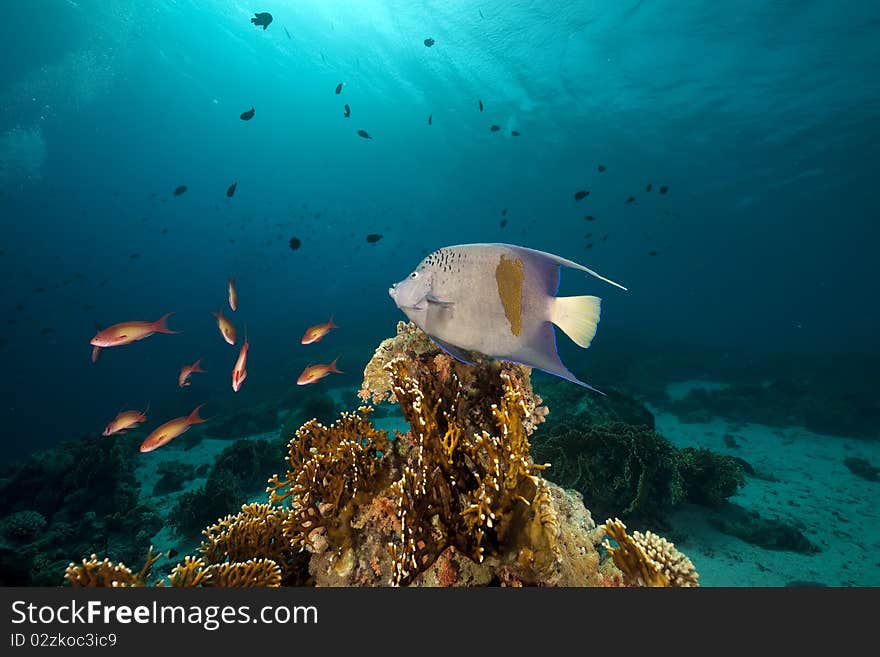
[550,295,601,348]
[426,294,454,307]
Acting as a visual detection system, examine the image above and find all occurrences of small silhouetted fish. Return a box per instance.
[344,104,351,118]
[478,99,484,112]
[335,82,344,95]
[289,237,301,250]
[424,38,435,47]
[659,185,669,194]
[574,190,589,201]
[500,219,507,228]
[490,125,500,132]
[501,208,507,216]
[648,250,659,256]
[511,130,521,137]
[161,227,168,234]
[646,183,653,192]
[585,242,594,249]
[240,107,255,121]
[7,319,15,325]
[602,234,609,242]
[626,196,636,204]
[40,327,54,336]
[227,182,237,198]
[584,215,595,221]
[428,114,432,125]
[129,253,140,259]
[357,129,372,139]
[167,548,179,559]
[585,233,592,238]
[251,12,273,30]
[284,27,291,40]
[174,185,187,196]
[16,304,24,311]
[366,233,383,243]
[597,164,607,172]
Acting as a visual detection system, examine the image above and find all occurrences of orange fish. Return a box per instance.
[301,315,338,345]
[90,313,177,348]
[139,404,207,453]
[103,404,149,436]
[212,310,236,345]
[228,277,238,312]
[91,346,102,363]
[297,357,342,385]
[178,358,206,387]
[232,328,249,392]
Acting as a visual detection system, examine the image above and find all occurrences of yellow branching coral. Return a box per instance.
[386,357,553,585]
[267,406,390,555]
[168,556,211,587]
[166,555,282,587]
[65,546,160,587]
[207,559,282,588]
[602,518,699,587]
[199,503,304,584]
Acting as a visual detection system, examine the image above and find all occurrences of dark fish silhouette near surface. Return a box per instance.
[574,190,589,201]
[511,130,521,137]
[366,233,383,243]
[343,104,351,118]
[284,27,291,40]
[335,82,344,95]
[584,215,595,221]
[597,164,607,172]
[428,114,432,125]
[478,99,484,112]
[251,12,272,30]
[626,196,636,204]
[501,208,508,216]
[490,125,501,132]
[357,129,372,139]
[289,237,301,250]
[240,107,255,121]
[500,219,508,228]
[646,183,653,192]
[659,185,669,194]
[424,38,435,47]
[173,185,187,196]
[648,250,659,256]
[227,182,237,198]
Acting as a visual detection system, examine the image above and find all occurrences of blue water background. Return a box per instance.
[1,0,878,459]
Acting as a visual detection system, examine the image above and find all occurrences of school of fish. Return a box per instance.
[92,275,342,452]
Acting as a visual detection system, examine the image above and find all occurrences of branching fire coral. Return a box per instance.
[65,546,160,587]
[199,503,306,585]
[385,356,553,584]
[602,518,699,587]
[266,407,390,556]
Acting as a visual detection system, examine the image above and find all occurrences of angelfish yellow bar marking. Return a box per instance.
[495,255,524,336]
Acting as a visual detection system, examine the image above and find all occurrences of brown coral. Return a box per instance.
[602,517,699,587]
[266,406,390,568]
[199,502,306,585]
[65,547,160,587]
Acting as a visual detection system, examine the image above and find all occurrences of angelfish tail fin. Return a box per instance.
[550,295,601,348]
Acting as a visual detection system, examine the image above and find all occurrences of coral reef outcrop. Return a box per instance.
[61,322,699,588]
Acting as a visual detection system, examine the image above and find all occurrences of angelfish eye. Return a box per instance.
[410,271,418,279]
